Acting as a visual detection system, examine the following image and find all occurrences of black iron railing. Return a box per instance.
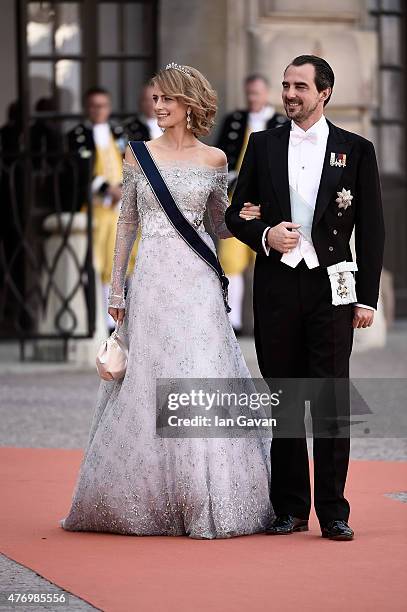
[0,145,96,356]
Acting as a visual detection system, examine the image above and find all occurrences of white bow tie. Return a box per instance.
[290,130,318,146]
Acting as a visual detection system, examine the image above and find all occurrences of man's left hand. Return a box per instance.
[353,306,374,328]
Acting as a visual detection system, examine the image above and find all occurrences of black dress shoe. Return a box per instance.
[266,514,309,535]
[321,520,354,541]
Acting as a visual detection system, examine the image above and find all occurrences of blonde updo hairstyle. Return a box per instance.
[150,65,217,137]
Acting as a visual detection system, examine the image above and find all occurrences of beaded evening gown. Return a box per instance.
[60,152,272,538]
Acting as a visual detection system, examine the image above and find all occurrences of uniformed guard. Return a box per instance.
[123,84,162,142]
[67,87,139,331]
[216,74,288,333]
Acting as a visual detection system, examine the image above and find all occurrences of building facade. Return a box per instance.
[0,0,406,338]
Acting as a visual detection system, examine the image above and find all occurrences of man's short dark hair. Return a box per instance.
[245,73,270,87]
[83,87,110,104]
[286,55,334,106]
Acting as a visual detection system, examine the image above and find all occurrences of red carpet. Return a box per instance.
[1,447,406,612]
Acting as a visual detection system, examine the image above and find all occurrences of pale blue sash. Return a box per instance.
[289,185,314,243]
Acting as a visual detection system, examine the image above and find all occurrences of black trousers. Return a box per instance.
[253,259,354,526]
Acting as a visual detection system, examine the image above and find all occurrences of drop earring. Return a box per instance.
[186,108,191,130]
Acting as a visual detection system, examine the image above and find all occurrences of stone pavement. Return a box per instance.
[1,320,406,457]
[1,320,406,610]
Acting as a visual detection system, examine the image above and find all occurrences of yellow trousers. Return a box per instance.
[218,237,256,276]
[82,204,139,285]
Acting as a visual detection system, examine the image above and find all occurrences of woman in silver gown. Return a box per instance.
[60,63,272,539]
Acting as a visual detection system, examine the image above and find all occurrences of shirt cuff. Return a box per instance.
[355,303,375,311]
[262,226,271,256]
[92,175,109,194]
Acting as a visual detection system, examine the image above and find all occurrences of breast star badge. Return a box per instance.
[336,188,353,210]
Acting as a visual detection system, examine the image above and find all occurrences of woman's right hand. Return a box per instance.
[239,202,261,220]
[108,307,125,325]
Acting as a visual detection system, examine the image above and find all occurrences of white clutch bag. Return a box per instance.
[96,322,128,381]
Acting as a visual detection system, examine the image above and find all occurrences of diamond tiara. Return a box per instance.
[165,62,191,76]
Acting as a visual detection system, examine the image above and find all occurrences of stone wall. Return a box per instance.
[158,0,229,141]
[226,0,378,139]
[159,0,380,141]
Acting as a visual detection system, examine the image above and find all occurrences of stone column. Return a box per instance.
[158,0,229,142]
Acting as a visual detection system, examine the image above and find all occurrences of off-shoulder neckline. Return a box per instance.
[123,158,227,173]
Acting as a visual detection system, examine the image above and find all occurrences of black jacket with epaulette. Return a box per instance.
[216,108,288,170]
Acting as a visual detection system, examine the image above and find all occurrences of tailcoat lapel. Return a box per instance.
[312,120,353,228]
[267,122,291,222]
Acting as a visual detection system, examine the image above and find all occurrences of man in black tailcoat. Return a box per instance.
[225,55,385,541]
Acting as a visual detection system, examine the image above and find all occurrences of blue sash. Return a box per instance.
[128,141,230,312]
